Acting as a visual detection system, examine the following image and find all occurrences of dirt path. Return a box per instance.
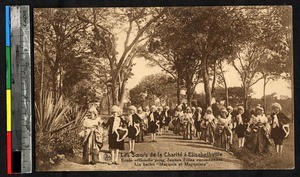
[49,131,244,171]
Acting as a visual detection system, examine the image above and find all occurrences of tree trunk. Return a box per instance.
[243,85,248,111]
[111,77,119,106]
[224,80,229,107]
[176,79,181,105]
[203,59,212,108]
[186,80,192,106]
[211,62,217,95]
[263,76,267,113]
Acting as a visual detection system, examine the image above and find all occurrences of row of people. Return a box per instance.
[80,102,290,165]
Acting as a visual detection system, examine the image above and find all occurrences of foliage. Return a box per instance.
[230,6,292,110]
[35,92,86,169]
[129,73,177,107]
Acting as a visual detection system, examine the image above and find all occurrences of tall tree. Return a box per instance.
[231,6,292,110]
[77,8,165,107]
[145,7,248,107]
[34,9,91,104]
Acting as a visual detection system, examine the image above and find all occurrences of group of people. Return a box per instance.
[80,101,290,165]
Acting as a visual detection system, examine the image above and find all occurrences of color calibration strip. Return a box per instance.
[6,6,12,175]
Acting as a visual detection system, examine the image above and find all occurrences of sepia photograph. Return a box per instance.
[33,6,294,171]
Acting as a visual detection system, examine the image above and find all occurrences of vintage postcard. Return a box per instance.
[34,6,294,171]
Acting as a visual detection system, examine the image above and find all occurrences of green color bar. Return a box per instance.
[6,47,11,89]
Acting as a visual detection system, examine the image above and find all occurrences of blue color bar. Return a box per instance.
[5,6,11,47]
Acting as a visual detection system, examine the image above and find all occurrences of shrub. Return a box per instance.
[35,92,86,170]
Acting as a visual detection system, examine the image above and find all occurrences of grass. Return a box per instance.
[230,123,295,170]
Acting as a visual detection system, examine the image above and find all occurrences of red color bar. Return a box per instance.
[7,132,12,174]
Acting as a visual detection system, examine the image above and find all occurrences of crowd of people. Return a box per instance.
[79,101,291,165]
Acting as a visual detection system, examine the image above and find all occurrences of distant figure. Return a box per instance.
[270,103,290,154]
[193,107,203,140]
[173,105,184,135]
[162,106,172,132]
[182,107,194,140]
[136,107,145,143]
[235,106,248,148]
[212,99,221,118]
[157,106,164,135]
[204,107,216,144]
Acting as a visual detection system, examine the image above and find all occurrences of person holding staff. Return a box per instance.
[102,105,127,165]
[147,105,160,142]
[270,103,290,154]
[127,105,141,154]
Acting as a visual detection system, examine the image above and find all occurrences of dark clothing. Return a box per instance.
[102,116,127,150]
[193,111,202,132]
[245,123,270,154]
[235,113,250,138]
[270,112,290,145]
[162,110,172,126]
[147,111,160,133]
[127,114,141,139]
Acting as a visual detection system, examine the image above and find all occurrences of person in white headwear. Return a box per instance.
[147,105,160,142]
[214,106,233,151]
[182,107,194,140]
[102,105,127,165]
[235,106,249,148]
[127,105,141,154]
[245,105,271,154]
[204,107,216,144]
[270,102,290,154]
[173,105,184,135]
[81,107,103,165]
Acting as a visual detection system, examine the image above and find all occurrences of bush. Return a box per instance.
[35,92,86,170]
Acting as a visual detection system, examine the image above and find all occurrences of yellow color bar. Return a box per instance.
[6,90,11,131]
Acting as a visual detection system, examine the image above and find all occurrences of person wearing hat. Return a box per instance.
[193,107,203,140]
[182,107,194,140]
[214,106,233,151]
[245,105,270,154]
[235,106,250,148]
[147,105,160,142]
[127,105,141,154]
[136,107,146,143]
[81,107,103,165]
[173,105,184,135]
[203,107,216,144]
[102,105,127,165]
[270,102,290,154]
